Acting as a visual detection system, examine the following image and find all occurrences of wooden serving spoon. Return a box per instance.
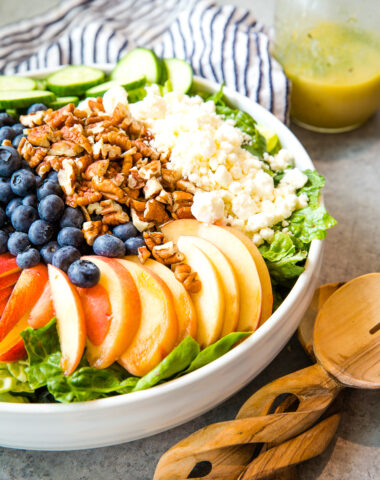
[154,273,380,480]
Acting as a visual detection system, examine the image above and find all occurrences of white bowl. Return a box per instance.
[0,66,323,450]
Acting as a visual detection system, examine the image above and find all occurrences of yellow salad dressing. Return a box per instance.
[275,22,380,131]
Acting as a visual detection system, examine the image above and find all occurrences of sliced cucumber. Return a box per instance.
[163,58,193,93]
[85,77,146,97]
[0,75,36,91]
[50,96,79,109]
[111,48,162,84]
[47,66,105,96]
[36,79,47,90]
[0,90,55,109]
[257,125,281,155]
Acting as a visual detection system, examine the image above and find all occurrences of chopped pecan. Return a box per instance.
[143,199,169,224]
[49,140,83,157]
[161,168,181,190]
[138,160,161,180]
[2,139,12,147]
[66,186,102,208]
[173,264,202,293]
[93,138,121,160]
[102,131,131,151]
[172,191,194,217]
[99,199,129,225]
[27,125,60,147]
[172,206,194,220]
[58,159,77,196]
[137,246,151,264]
[143,177,162,199]
[143,231,165,251]
[19,139,48,168]
[35,160,52,178]
[112,104,130,125]
[176,179,196,194]
[45,104,74,129]
[155,189,173,206]
[128,171,145,190]
[84,159,109,180]
[121,147,136,175]
[82,220,108,245]
[132,139,159,161]
[88,98,105,113]
[20,109,48,128]
[91,176,127,202]
[74,154,93,174]
[131,209,154,232]
[60,125,92,154]
[131,199,146,212]
[152,241,184,265]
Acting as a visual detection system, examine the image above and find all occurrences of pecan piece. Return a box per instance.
[175,179,197,194]
[60,125,92,154]
[82,220,108,246]
[19,139,48,168]
[132,139,159,161]
[131,209,154,232]
[138,160,161,180]
[161,168,181,190]
[137,246,151,264]
[155,190,173,206]
[143,199,169,224]
[91,176,126,202]
[152,241,184,265]
[102,131,131,151]
[35,160,52,178]
[84,159,109,180]
[45,104,74,129]
[49,140,83,157]
[99,199,129,225]
[143,177,162,199]
[173,206,194,220]
[128,170,145,190]
[20,110,48,128]
[27,125,60,147]
[173,264,202,293]
[58,159,77,196]
[143,232,165,251]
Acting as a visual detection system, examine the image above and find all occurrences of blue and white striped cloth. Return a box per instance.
[0,0,289,122]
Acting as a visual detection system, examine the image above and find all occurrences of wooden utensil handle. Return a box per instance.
[154,364,341,480]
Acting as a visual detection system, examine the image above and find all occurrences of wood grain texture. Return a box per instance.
[314,274,380,388]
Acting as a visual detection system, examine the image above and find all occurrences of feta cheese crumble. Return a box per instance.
[130,86,309,245]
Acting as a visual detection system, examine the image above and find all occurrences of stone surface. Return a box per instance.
[0,1,379,479]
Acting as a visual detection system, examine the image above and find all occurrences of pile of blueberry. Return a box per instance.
[0,104,147,289]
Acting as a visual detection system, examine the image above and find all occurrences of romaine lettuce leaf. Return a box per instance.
[0,392,30,403]
[298,169,325,207]
[288,205,337,244]
[0,360,33,394]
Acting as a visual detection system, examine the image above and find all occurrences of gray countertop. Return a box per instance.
[0,1,379,479]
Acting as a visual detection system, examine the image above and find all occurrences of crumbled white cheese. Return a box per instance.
[191,191,225,224]
[131,87,309,244]
[103,85,128,115]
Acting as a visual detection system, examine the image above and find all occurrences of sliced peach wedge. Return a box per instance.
[0,264,49,362]
[176,237,225,347]
[27,283,55,330]
[48,265,86,376]
[128,256,197,343]
[180,236,240,336]
[0,252,21,278]
[223,226,273,325]
[80,256,141,369]
[117,258,178,377]
[161,220,263,332]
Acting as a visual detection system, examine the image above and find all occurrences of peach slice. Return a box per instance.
[176,237,225,347]
[48,265,86,376]
[0,286,13,303]
[81,256,141,369]
[179,236,239,336]
[0,271,21,290]
[0,253,21,278]
[27,283,55,330]
[117,259,178,377]
[161,220,262,332]
[0,339,26,362]
[128,256,197,343]
[223,226,273,325]
[0,264,48,342]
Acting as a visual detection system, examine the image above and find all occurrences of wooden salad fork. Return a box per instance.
[154,274,380,480]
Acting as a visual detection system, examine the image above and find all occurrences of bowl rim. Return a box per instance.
[0,65,323,413]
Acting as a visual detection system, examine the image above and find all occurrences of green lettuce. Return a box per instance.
[9,318,248,403]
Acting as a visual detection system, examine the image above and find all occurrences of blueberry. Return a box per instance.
[12,123,24,136]
[7,232,30,256]
[0,126,17,142]
[52,246,81,272]
[20,160,32,172]
[0,230,8,253]
[28,219,54,245]
[35,176,43,189]
[27,103,48,114]
[5,198,22,218]
[12,134,25,149]
[0,207,5,228]
[46,170,58,182]
[11,205,37,232]
[57,227,84,248]
[22,194,37,208]
[37,181,63,200]
[0,178,15,203]
[38,194,64,223]
[68,260,100,288]
[59,207,84,229]
[0,112,16,127]
[16,248,40,269]
[0,146,22,177]
[40,241,59,264]
[112,222,139,242]
[124,236,145,255]
[93,234,126,258]
[10,169,36,197]
[2,224,14,235]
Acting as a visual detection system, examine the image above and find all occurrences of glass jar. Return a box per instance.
[273,0,380,132]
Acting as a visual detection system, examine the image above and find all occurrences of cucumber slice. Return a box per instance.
[47,66,105,96]
[36,79,47,90]
[257,125,281,155]
[0,75,36,91]
[85,77,146,97]
[0,90,55,109]
[50,96,79,109]
[163,58,193,93]
[111,48,162,84]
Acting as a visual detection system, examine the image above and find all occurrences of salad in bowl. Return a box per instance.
[0,48,335,406]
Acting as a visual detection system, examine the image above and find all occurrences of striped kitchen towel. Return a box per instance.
[0,0,289,122]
